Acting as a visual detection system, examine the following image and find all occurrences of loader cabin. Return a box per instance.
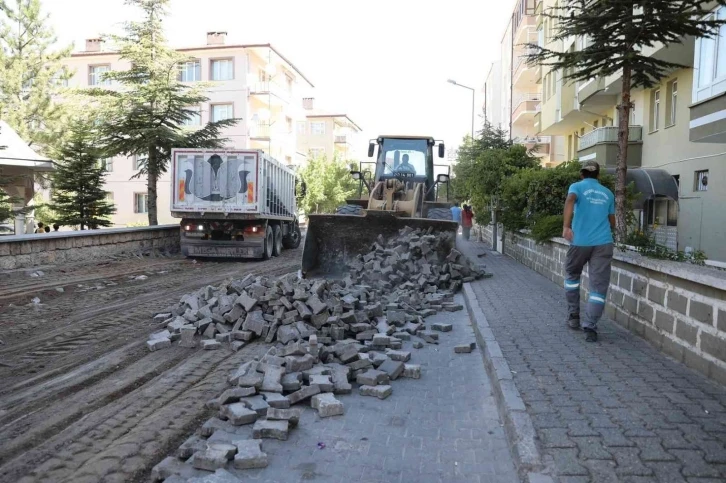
[356,136,449,202]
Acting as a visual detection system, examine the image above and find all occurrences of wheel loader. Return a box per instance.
[301,135,458,278]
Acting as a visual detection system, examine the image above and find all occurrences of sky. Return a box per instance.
[44,0,514,154]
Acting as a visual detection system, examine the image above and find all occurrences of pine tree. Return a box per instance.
[48,121,116,230]
[527,0,726,238]
[93,0,238,225]
[0,0,73,152]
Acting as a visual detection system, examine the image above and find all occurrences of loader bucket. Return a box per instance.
[301,210,458,279]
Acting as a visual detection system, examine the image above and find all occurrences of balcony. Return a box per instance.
[249,122,272,140]
[512,45,538,87]
[577,126,643,167]
[514,135,551,156]
[334,135,350,144]
[512,93,541,125]
[249,81,290,105]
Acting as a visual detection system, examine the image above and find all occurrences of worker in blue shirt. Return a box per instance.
[562,161,615,343]
[450,203,462,233]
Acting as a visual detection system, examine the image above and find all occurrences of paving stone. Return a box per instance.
[360,384,393,399]
[403,363,421,379]
[281,372,302,392]
[413,340,424,349]
[202,340,221,350]
[239,395,270,416]
[232,439,268,470]
[176,435,207,459]
[378,358,405,380]
[242,310,266,336]
[151,456,207,481]
[219,403,258,426]
[260,392,290,409]
[309,374,334,392]
[260,365,285,393]
[252,419,289,441]
[386,349,411,362]
[219,387,256,404]
[265,407,302,427]
[147,338,171,351]
[326,363,353,394]
[356,369,390,386]
[311,392,345,417]
[284,354,315,372]
[191,443,237,471]
[287,384,321,404]
[179,326,197,348]
[431,322,453,332]
[454,342,476,353]
[187,468,241,483]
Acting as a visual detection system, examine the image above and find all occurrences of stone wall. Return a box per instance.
[471,223,493,247]
[475,224,726,385]
[0,225,180,270]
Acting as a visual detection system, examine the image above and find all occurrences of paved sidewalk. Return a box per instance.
[193,295,517,483]
[459,239,726,483]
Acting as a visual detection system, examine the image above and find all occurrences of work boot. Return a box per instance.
[567,313,580,330]
[584,328,598,343]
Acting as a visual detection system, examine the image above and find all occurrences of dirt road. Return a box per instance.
[0,248,301,483]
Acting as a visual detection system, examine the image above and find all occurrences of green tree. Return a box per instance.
[299,153,358,214]
[92,0,238,225]
[0,0,72,152]
[527,0,726,238]
[47,121,116,230]
[451,122,539,217]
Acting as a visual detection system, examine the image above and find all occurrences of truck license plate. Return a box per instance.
[188,246,254,257]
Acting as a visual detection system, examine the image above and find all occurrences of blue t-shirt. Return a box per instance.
[567,178,615,247]
[451,206,462,223]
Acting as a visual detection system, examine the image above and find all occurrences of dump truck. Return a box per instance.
[302,135,457,278]
[170,148,301,259]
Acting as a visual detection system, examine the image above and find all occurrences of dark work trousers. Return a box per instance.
[564,243,614,330]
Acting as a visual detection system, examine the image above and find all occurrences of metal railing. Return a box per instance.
[512,92,541,106]
[578,126,643,150]
[514,135,551,145]
[250,122,272,138]
[249,81,291,101]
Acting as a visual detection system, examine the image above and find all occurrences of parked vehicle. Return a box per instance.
[170,149,301,259]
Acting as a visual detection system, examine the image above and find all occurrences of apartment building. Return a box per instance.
[533,0,726,262]
[484,0,563,166]
[61,33,313,226]
[295,99,363,162]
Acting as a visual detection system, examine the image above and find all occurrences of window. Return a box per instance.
[309,147,325,158]
[310,121,325,135]
[211,104,233,122]
[101,158,113,172]
[89,65,111,86]
[178,59,201,82]
[210,59,234,81]
[134,193,148,214]
[183,106,202,126]
[694,7,726,101]
[133,154,146,170]
[650,89,660,131]
[630,102,636,125]
[667,80,678,126]
[695,170,709,191]
[296,121,306,134]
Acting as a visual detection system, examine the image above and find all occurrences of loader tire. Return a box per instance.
[335,204,364,216]
[282,225,301,249]
[427,207,454,221]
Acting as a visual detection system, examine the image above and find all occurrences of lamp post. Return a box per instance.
[447,79,475,140]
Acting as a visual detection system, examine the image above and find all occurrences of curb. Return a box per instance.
[463,282,555,483]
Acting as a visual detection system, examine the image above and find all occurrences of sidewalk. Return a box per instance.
[459,238,726,483]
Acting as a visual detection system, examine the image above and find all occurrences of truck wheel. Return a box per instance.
[335,204,364,215]
[262,225,273,260]
[427,207,453,221]
[282,225,301,249]
[272,225,283,257]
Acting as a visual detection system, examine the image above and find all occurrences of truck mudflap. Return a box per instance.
[181,239,264,258]
[301,210,457,278]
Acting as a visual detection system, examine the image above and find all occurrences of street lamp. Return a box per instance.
[447,79,475,140]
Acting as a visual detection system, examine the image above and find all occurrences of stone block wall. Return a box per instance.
[475,224,726,385]
[471,223,493,247]
[0,225,180,270]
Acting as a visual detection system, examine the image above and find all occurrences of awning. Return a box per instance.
[0,120,54,171]
[603,167,678,210]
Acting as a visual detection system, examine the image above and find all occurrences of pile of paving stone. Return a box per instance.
[146,226,488,353]
[148,227,489,481]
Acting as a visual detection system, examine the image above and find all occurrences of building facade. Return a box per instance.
[484,0,563,166]
[295,99,363,162]
[62,34,313,226]
[531,0,726,262]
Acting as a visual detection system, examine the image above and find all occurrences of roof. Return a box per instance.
[305,113,362,131]
[71,42,314,88]
[603,167,679,209]
[0,121,54,171]
[375,135,437,141]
